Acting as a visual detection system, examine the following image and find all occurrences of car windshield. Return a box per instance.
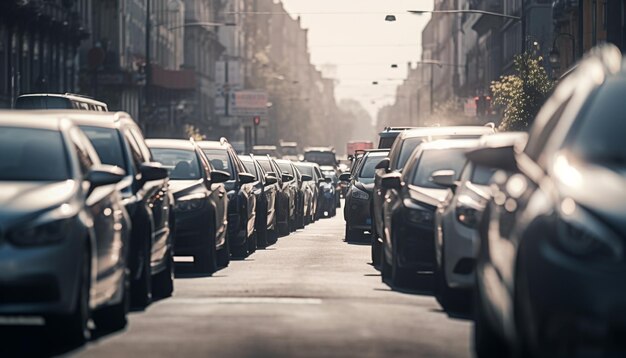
[411,148,467,188]
[80,126,126,170]
[150,148,202,180]
[295,164,314,177]
[278,162,294,175]
[358,154,387,183]
[397,137,425,170]
[0,127,70,181]
[378,136,398,149]
[257,158,273,173]
[242,160,258,179]
[304,151,336,166]
[202,149,233,176]
[569,78,626,170]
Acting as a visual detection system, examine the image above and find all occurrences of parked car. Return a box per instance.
[380,139,480,288]
[0,112,130,343]
[239,154,280,247]
[340,150,389,243]
[252,145,281,158]
[372,126,495,270]
[198,139,257,257]
[470,45,626,357]
[147,139,230,273]
[433,132,527,311]
[276,159,301,232]
[255,156,292,236]
[66,111,174,306]
[294,162,321,225]
[15,93,108,111]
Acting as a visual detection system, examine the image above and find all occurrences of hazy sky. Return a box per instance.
[280,0,434,124]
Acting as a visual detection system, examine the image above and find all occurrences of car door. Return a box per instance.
[231,149,256,237]
[69,127,126,304]
[198,148,228,248]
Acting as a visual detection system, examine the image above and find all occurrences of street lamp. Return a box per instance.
[549,33,576,71]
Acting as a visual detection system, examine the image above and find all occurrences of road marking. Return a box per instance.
[169,297,323,305]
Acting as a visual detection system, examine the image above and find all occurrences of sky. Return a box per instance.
[280,0,434,125]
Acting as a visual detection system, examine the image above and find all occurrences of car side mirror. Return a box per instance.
[375,158,390,172]
[430,170,456,188]
[87,165,126,189]
[239,172,256,184]
[466,145,519,172]
[139,162,168,182]
[301,174,313,182]
[380,172,402,190]
[211,170,231,184]
[264,175,278,186]
[282,173,294,182]
[339,173,351,182]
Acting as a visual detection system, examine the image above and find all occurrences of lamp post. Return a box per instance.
[549,33,576,74]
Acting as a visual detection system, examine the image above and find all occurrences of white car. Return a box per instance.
[433,132,527,311]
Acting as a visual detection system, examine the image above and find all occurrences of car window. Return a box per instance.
[123,129,144,172]
[396,137,425,171]
[359,155,386,181]
[257,159,273,173]
[278,162,294,175]
[410,148,467,188]
[567,78,626,170]
[242,160,258,179]
[151,148,202,180]
[296,164,314,177]
[80,126,127,170]
[130,127,153,162]
[303,151,336,166]
[69,127,97,175]
[202,149,233,176]
[0,127,70,181]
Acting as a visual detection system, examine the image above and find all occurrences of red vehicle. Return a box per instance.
[346,141,373,157]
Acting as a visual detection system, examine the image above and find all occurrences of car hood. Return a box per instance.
[169,179,205,198]
[0,180,78,225]
[407,185,449,207]
[554,156,626,236]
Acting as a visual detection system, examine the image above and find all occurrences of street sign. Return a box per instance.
[231,91,268,116]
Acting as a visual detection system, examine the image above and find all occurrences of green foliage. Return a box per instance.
[490,53,554,131]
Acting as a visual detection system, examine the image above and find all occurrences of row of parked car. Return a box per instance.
[0,109,339,346]
[342,45,626,357]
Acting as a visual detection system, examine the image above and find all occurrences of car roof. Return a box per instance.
[275,159,293,164]
[42,110,135,128]
[418,138,481,151]
[304,147,335,152]
[364,150,390,157]
[146,138,195,150]
[17,93,107,106]
[197,140,229,150]
[294,162,317,167]
[478,131,528,148]
[0,110,71,130]
[399,126,494,140]
[238,155,254,162]
[378,126,416,137]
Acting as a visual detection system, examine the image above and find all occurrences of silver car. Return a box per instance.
[0,112,131,344]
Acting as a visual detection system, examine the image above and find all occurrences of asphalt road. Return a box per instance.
[3,206,473,358]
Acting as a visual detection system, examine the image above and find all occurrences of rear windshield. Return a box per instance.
[411,149,467,188]
[151,148,202,180]
[378,136,397,149]
[15,96,71,109]
[397,137,425,170]
[202,149,233,176]
[0,127,70,181]
[80,126,126,170]
[304,151,336,166]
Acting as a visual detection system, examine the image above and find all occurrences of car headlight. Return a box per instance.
[456,206,481,228]
[351,187,369,200]
[175,194,207,212]
[8,217,75,246]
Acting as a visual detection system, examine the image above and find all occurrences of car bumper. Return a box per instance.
[173,208,211,255]
[0,238,82,316]
[442,216,478,289]
[346,198,371,231]
[523,237,626,353]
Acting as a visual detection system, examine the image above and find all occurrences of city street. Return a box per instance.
[67,207,471,358]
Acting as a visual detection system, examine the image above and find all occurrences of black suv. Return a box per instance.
[470,45,626,357]
[198,139,257,257]
[67,111,173,307]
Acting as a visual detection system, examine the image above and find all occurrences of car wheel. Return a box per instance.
[371,233,381,268]
[248,232,257,254]
[345,225,360,242]
[94,267,130,331]
[131,230,152,308]
[434,253,467,312]
[391,236,412,288]
[230,234,248,259]
[474,286,509,358]
[380,243,392,282]
[217,234,230,268]
[48,246,91,345]
[152,248,174,299]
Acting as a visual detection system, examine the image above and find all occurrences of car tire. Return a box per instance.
[391,236,412,288]
[380,244,392,282]
[345,225,360,242]
[371,234,381,267]
[48,246,91,346]
[152,249,174,299]
[131,230,152,308]
[434,254,467,312]
[94,268,130,331]
[230,235,248,259]
[474,286,509,358]
[248,232,257,254]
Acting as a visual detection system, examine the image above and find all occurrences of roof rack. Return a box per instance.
[219,137,229,145]
[64,93,96,100]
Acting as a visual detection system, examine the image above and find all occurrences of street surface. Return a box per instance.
[5,205,472,358]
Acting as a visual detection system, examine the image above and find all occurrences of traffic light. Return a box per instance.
[253,116,261,126]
